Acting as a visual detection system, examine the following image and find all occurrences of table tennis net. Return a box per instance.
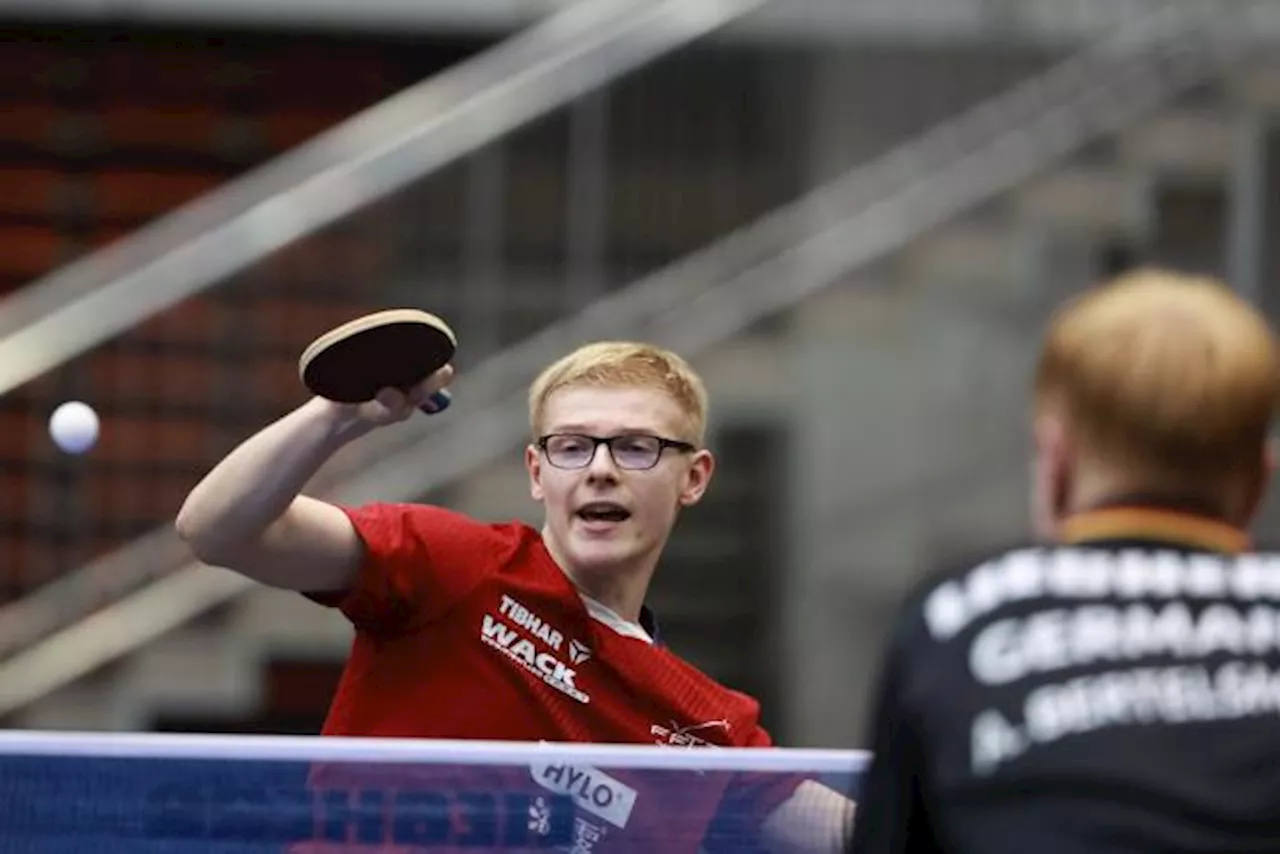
[0,731,866,853]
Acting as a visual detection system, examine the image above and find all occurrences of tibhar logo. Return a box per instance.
[650,719,730,748]
[482,599,590,704]
[499,595,565,650]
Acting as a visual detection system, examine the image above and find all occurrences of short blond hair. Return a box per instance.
[1035,268,1280,478]
[528,341,708,444]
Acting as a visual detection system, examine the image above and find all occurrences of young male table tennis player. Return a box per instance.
[848,269,1280,854]
[177,340,854,852]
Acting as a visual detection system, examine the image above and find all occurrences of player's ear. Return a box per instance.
[678,449,715,507]
[526,443,545,501]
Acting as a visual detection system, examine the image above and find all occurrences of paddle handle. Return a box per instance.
[418,389,452,415]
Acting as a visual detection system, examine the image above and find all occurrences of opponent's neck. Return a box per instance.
[540,528,655,623]
[1065,458,1242,525]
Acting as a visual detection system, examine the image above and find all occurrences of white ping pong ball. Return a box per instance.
[49,401,99,454]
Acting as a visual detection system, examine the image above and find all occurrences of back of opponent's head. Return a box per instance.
[1032,268,1280,536]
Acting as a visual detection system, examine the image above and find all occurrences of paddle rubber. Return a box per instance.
[298,309,455,415]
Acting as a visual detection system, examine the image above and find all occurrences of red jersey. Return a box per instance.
[298,502,802,853]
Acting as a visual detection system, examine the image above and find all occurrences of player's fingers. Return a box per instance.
[409,364,454,404]
[373,388,417,422]
[426,363,454,392]
[374,387,406,410]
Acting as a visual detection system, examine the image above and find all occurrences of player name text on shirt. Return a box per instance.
[925,548,1280,643]
[915,548,1280,776]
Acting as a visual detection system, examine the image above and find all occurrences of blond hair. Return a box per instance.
[1035,268,1280,479]
[528,341,708,444]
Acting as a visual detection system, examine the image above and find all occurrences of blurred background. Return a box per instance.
[0,0,1276,750]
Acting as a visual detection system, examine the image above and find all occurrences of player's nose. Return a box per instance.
[584,442,621,481]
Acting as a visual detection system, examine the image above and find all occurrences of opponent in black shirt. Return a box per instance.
[848,269,1280,854]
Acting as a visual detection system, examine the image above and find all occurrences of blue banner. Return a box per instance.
[0,738,864,853]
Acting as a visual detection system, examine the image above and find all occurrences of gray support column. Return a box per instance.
[463,144,507,355]
[565,92,610,305]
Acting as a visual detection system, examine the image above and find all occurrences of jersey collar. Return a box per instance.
[1059,499,1250,554]
[536,536,664,644]
[579,594,662,645]
[638,604,661,643]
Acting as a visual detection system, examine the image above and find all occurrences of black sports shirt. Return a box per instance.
[848,504,1280,854]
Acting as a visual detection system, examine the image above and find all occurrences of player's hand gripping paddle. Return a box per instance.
[298,309,455,415]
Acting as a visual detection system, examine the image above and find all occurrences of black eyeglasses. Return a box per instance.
[537,433,696,471]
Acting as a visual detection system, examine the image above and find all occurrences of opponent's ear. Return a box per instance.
[1031,413,1071,540]
[1237,439,1276,526]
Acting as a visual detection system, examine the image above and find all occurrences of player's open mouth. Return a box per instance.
[575,502,631,524]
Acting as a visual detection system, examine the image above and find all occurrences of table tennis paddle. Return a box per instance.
[298,309,455,415]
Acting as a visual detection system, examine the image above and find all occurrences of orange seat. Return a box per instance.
[0,537,51,600]
[86,477,146,540]
[0,390,51,434]
[0,537,23,597]
[87,472,131,526]
[0,168,63,217]
[130,296,221,346]
[251,352,308,408]
[89,414,149,465]
[88,226,130,251]
[151,418,216,465]
[258,108,349,150]
[251,297,377,346]
[0,103,61,146]
[88,350,218,408]
[100,105,224,151]
[0,471,29,522]
[90,169,223,222]
[0,226,64,278]
[88,470,197,526]
[93,414,214,466]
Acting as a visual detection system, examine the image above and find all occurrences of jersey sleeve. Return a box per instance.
[302,502,514,637]
[846,613,942,854]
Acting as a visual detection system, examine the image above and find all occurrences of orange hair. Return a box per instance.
[1035,268,1280,478]
[528,341,708,444]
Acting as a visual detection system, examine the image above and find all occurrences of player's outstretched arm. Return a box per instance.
[175,369,451,591]
[176,396,368,591]
[761,780,856,853]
